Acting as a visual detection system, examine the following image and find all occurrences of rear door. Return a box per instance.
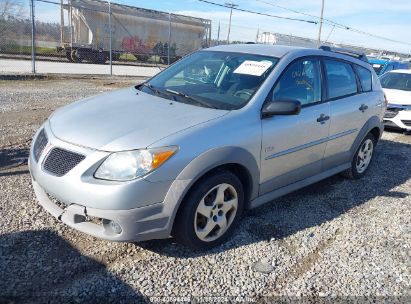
[322,59,370,170]
[260,57,330,194]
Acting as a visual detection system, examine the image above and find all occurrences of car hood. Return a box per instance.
[49,87,228,151]
[383,88,411,106]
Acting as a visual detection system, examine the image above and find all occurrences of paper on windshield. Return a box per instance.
[233,60,272,76]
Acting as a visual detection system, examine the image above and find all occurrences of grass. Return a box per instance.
[0,44,59,56]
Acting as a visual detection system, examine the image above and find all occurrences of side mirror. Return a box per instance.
[261,99,302,118]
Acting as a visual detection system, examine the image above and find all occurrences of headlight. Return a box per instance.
[94,146,178,181]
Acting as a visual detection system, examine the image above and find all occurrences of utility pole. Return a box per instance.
[225,2,238,44]
[317,0,325,47]
[69,0,73,47]
[168,12,171,65]
[217,21,220,45]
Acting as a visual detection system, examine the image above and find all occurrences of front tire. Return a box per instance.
[341,133,376,179]
[174,170,244,250]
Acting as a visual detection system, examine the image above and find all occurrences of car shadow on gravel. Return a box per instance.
[139,138,411,257]
[0,230,145,303]
[0,147,29,176]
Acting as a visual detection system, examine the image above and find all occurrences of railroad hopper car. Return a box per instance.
[59,0,212,63]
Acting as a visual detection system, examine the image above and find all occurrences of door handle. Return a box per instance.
[359,104,368,112]
[317,114,330,124]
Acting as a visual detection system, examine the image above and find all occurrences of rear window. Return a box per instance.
[355,65,372,92]
[324,60,358,99]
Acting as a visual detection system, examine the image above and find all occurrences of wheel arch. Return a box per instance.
[350,115,383,157]
[176,147,259,201]
[168,147,260,234]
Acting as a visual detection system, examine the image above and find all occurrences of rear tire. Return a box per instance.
[341,133,376,179]
[174,170,244,250]
[71,49,82,63]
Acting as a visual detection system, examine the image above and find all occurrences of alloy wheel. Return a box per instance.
[356,138,374,173]
[194,183,238,242]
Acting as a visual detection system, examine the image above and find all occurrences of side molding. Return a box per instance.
[250,163,351,209]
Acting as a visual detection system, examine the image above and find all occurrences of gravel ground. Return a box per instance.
[0,78,410,303]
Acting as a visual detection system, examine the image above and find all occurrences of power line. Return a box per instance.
[197,0,318,24]
[254,0,411,47]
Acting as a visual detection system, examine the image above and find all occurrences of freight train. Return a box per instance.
[58,0,212,64]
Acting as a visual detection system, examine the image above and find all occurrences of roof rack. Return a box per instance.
[319,45,369,63]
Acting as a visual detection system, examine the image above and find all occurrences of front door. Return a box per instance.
[260,57,330,195]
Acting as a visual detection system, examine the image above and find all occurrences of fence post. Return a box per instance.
[168,12,171,65]
[30,0,36,74]
[69,0,73,46]
[108,0,113,75]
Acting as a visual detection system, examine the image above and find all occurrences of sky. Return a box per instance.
[34,0,411,54]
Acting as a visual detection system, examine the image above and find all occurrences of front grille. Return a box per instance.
[402,120,411,127]
[33,129,48,162]
[384,107,402,119]
[43,147,85,177]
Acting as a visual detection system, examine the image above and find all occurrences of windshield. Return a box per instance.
[140,51,279,110]
[380,72,411,91]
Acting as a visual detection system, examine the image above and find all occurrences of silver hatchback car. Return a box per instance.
[30,44,385,249]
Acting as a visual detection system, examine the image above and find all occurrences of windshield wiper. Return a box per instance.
[141,83,162,96]
[165,89,218,109]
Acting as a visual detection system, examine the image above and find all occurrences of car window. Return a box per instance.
[167,58,224,86]
[144,51,279,110]
[324,59,358,99]
[272,58,322,106]
[355,65,372,92]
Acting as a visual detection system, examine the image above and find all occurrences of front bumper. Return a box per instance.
[29,122,191,242]
[383,107,411,130]
[32,178,171,241]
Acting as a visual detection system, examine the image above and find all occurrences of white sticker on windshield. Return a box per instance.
[373,64,382,68]
[233,60,272,76]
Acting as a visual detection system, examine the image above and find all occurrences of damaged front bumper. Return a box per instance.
[31,178,171,242]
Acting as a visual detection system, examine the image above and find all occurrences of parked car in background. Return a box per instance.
[29,44,385,250]
[369,58,409,76]
[381,70,411,133]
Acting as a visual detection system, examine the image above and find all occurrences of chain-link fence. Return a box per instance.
[0,0,212,76]
[3,0,406,77]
